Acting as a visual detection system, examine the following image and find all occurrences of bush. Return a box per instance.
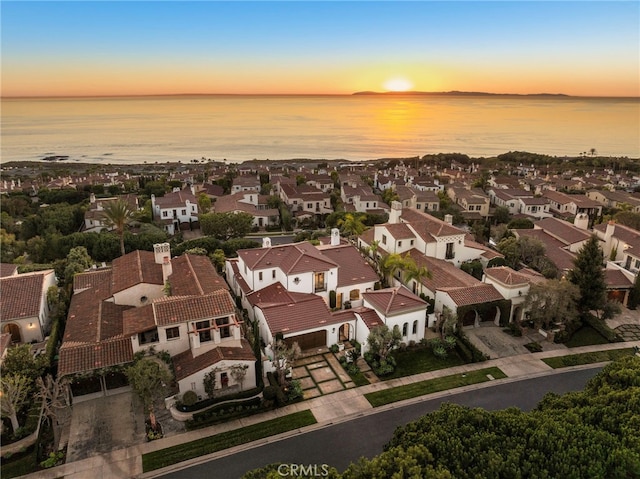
[583,314,623,342]
[455,332,488,362]
[524,342,543,353]
[433,345,448,359]
[329,344,339,354]
[182,390,198,406]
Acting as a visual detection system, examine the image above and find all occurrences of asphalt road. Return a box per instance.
[158,366,603,479]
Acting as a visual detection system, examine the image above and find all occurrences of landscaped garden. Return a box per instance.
[542,348,636,369]
[365,367,507,407]
[565,325,613,348]
[142,410,317,472]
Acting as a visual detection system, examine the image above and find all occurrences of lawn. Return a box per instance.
[382,347,466,380]
[542,348,635,369]
[142,410,317,472]
[0,446,39,479]
[365,367,507,407]
[565,326,610,348]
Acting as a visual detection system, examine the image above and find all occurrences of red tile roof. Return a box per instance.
[605,269,633,289]
[239,242,337,274]
[111,250,163,294]
[0,271,51,321]
[73,269,112,293]
[363,286,427,316]
[484,266,535,287]
[534,217,592,245]
[407,249,479,291]
[400,208,463,240]
[439,283,504,307]
[58,338,133,376]
[169,254,228,296]
[173,338,255,381]
[318,245,379,287]
[0,263,18,278]
[153,290,236,327]
[353,307,383,329]
[122,304,156,336]
[258,294,338,335]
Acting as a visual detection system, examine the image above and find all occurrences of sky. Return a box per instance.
[1,1,638,97]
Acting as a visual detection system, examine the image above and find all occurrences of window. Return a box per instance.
[382,234,387,245]
[162,211,168,217]
[196,320,211,343]
[445,242,455,259]
[216,317,231,339]
[635,259,640,269]
[349,289,360,300]
[410,239,414,246]
[366,202,370,208]
[182,209,187,215]
[412,320,418,335]
[166,326,180,340]
[307,203,313,209]
[314,272,326,292]
[402,322,408,336]
[138,328,159,345]
[417,204,421,210]
[398,241,402,247]
[259,271,263,281]
[272,270,276,279]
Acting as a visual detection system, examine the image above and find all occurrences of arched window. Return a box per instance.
[412,320,418,335]
[349,289,360,300]
[402,322,408,337]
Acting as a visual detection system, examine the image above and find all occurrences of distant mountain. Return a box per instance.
[352,90,570,97]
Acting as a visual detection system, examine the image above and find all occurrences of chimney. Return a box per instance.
[389,201,402,224]
[444,214,453,225]
[573,213,589,230]
[90,192,96,204]
[153,242,171,264]
[262,237,272,248]
[162,255,172,283]
[331,228,340,246]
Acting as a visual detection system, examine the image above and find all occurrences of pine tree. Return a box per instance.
[567,235,607,315]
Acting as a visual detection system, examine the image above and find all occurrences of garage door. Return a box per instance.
[285,330,327,350]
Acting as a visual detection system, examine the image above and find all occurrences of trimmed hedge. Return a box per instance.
[583,315,623,343]
[177,386,262,413]
[187,397,266,430]
[455,331,489,362]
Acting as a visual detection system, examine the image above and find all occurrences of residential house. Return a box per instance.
[58,243,256,401]
[151,187,199,235]
[0,269,57,344]
[488,188,533,215]
[516,197,552,219]
[482,266,545,324]
[83,193,140,233]
[231,176,261,194]
[214,192,280,229]
[586,189,640,213]
[541,189,602,220]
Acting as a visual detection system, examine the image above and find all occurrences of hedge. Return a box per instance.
[583,314,623,343]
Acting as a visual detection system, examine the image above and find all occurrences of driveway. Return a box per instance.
[66,391,146,462]
[464,325,566,360]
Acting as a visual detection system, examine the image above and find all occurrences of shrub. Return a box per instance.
[524,342,543,353]
[583,314,623,342]
[329,344,339,354]
[455,331,488,362]
[443,336,457,351]
[182,390,198,406]
[433,345,448,359]
[262,385,278,402]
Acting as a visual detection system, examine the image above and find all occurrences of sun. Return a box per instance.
[383,77,413,92]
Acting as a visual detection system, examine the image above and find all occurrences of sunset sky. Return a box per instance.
[2,1,638,98]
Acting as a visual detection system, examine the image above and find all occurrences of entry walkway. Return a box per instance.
[19,340,639,479]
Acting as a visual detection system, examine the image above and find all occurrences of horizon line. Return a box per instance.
[3,91,640,100]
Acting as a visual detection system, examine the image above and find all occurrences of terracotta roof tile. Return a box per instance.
[58,338,133,376]
[73,269,112,293]
[605,269,633,288]
[122,304,156,335]
[173,339,255,381]
[400,208,463,240]
[363,286,427,316]
[153,290,236,327]
[318,245,379,288]
[0,271,52,321]
[239,242,337,274]
[169,254,228,296]
[258,294,338,335]
[439,283,504,307]
[111,250,163,294]
[0,263,18,278]
[353,307,383,329]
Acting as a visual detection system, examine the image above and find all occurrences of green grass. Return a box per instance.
[142,410,317,472]
[565,326,610,348]
[365,367,507,408]
[0,446,39,479]
[383,347,466,380]
[542,348,635,369]
[346,368,370,387]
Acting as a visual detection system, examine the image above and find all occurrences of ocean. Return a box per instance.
[1,94,639,165]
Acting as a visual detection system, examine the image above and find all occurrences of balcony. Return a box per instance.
[314,284,327,293]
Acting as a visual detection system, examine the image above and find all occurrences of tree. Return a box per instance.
[229,364,249,390]
[382,188,400,206]
[197,193,212,214]
[271,340,301,385]
[63,245,93,284]
[200,212,255,240]
[567,235,607,316]
[126,358,172,431]
[203,367,220,398]
[523,279,580,330]
[2,343,45,381]
[366,324,401,363]
[628,272,640,310]
[337,213,366,241]
[435,306,457,339]
[380,253,406,286]
[210,248,226,273]
[493,206,511,225]
[0,374,31,433]
[404,257,432,293]
[36,374,71,451]
[100,199,135,256]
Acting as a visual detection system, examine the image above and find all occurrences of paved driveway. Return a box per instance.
[66,392,146,462]
[464,325,566,360]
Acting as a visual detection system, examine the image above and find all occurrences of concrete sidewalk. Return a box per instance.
[18,340,639,479]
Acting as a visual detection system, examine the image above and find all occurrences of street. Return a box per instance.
[157,366,603,479]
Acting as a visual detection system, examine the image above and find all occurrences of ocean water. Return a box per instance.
[1,94,638,165]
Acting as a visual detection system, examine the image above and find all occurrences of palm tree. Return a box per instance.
[337,213,366,242]
[403,256,431,295]
[380,253,406,287]
[100,199,135,256]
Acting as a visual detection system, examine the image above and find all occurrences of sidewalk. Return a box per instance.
[18,340,639,479]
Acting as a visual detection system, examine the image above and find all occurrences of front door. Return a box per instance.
[3,323,21,344]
